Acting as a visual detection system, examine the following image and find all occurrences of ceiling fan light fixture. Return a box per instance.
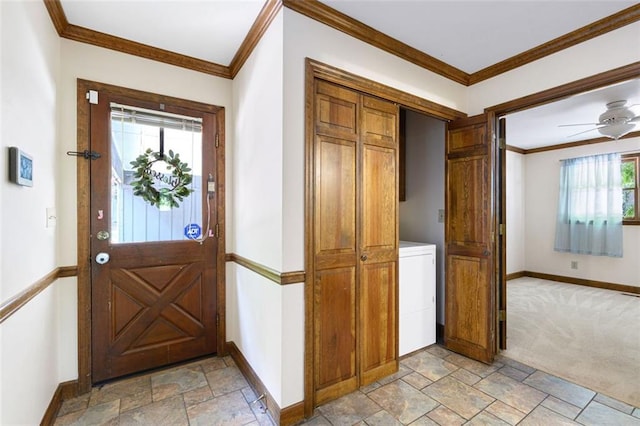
[597,122,635,140]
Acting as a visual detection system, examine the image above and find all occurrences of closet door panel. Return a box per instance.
[313,80,360,404]
[314,267,358,404]
[316,80,359,139]
[362,95,397,149]
[359,261,397,385]
[314,136,357,270]
[359,96,398,385]
[361,144,397,259]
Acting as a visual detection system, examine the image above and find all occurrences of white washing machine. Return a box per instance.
[399,241,436,356]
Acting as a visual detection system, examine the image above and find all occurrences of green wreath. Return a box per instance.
[130,148,194,209]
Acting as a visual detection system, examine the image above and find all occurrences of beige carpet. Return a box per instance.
[503,277,640,407]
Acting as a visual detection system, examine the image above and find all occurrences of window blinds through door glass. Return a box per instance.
[110,102,202,132]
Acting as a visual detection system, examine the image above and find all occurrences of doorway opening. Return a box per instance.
[491,64,640,406]
[398,108,446,345]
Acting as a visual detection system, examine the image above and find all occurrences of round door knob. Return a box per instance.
[97,230,110,240]
[360,254,368,261]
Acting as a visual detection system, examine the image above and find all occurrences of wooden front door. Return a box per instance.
[312,80,398,406]
[90,91,219,383]
[444,114,497,364]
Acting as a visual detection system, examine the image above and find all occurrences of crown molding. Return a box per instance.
[487,61,640,116]
[43,0,68,35]
[518,131,640,155]
[67,24,232,78]
[469,4,640,85]
[283,0,470,86]
[285,1,640,87]
[43,0,640,85]
[44,0,231,79]
[230,0,283,78]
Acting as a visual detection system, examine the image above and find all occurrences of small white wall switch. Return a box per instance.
[46,207,57,228]
[571,261,578,270]
[438,209,445,223]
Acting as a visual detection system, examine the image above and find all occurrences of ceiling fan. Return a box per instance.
[560,100,640,140]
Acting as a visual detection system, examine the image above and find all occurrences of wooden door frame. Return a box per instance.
[75,79,226,393]
[303,59,466,416]
[485,62,640,350]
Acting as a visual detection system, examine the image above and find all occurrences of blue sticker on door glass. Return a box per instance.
[184,223,202,239]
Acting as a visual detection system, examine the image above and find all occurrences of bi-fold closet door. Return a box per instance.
[312,79,399,406]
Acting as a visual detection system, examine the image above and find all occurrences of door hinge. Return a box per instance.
[499,224,505,235]
[216,314,220,327]
[86,90,98,104]
[215,223,220,238]
[499,310,506,321]
[215,134,219,148]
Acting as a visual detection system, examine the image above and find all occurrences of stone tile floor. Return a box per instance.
[54,345,640,425]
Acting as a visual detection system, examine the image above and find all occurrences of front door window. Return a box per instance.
[110,104,203,243]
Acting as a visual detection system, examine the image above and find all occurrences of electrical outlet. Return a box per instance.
[571,261,578,270]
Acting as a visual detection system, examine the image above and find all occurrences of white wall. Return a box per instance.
[506,151,526,274]
[399,110,446,324]
[524,137,640,287]
[0,1,61,423]
[229,10,296,407]
[231,12,284,270]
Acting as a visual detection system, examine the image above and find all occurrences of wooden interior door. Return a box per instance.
[359,95,398,385]
[90,92,218,383]
[444,114,496,364]
[312,80,399,405]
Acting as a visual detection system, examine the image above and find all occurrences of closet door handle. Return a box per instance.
[360,254,368,261]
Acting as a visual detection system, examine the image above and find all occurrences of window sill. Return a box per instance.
[623,220,640,226]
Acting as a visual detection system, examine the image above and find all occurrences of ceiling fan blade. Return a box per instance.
[629,116,640,123]
[566,126,603,138]
[558,123,600,127]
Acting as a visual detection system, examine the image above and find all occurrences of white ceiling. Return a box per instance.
[60,0,266,65]
[506,79,640,150]
[58,0,639,148]
[321,1,635,75]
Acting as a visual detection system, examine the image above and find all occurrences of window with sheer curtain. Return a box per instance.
[554,153,623,257]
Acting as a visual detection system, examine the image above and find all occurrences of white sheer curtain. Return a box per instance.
[554,153,623,257]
